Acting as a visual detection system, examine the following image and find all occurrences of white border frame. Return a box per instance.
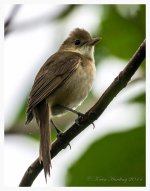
[0,1,149,191]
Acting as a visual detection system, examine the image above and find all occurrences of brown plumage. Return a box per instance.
[26,28,100,181]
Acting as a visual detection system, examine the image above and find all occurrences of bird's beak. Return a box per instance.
[88,37,101,46]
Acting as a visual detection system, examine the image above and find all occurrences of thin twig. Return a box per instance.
[5,5,21,36]
[4,5,78,36]
[19,39,146,186]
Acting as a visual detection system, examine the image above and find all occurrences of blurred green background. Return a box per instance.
[4,4,145,186]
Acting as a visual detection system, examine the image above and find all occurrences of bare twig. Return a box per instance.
[5,5,21,36]
[19,39,146,186]
[4,5,78,35]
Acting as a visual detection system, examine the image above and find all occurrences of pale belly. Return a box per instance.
[48,62,96,116]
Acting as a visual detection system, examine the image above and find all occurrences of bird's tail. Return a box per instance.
[34,99,51,182]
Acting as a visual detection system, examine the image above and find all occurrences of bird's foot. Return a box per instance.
[51,120,71,149]
[75,112,95,129]
[75,112,84,126]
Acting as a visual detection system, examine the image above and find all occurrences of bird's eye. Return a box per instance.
[75,39,81,45]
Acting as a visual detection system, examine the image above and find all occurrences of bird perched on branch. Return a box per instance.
[25,28,100,181]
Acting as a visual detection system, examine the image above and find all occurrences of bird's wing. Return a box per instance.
[27,51,82,114]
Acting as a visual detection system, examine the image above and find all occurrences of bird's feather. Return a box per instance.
[26,51,82,123]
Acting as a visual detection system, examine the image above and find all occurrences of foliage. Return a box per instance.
[66,126,145,186]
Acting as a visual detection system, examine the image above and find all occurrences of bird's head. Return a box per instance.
[59,28,101,59]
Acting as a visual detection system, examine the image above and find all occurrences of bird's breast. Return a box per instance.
[49,59,96,116]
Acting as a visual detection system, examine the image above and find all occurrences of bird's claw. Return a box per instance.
[92,122,95,129]
[56,131,71,150]
[75,112,85,126]
[75,114,95,129]
[56,131,63,139]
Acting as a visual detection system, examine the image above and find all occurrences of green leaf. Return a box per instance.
[98,5,145,60]
[65,126,145,186]
[129,92,145,103]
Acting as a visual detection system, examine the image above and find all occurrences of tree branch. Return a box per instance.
[5,5,78,36]
[19,39,146,186]
[5,5,21,36]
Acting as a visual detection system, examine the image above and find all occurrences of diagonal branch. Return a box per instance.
[4,5,78,37]
[19,39,146,187]
[5,5,21,36]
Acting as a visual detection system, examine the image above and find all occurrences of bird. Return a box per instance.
[25,28,100,181]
